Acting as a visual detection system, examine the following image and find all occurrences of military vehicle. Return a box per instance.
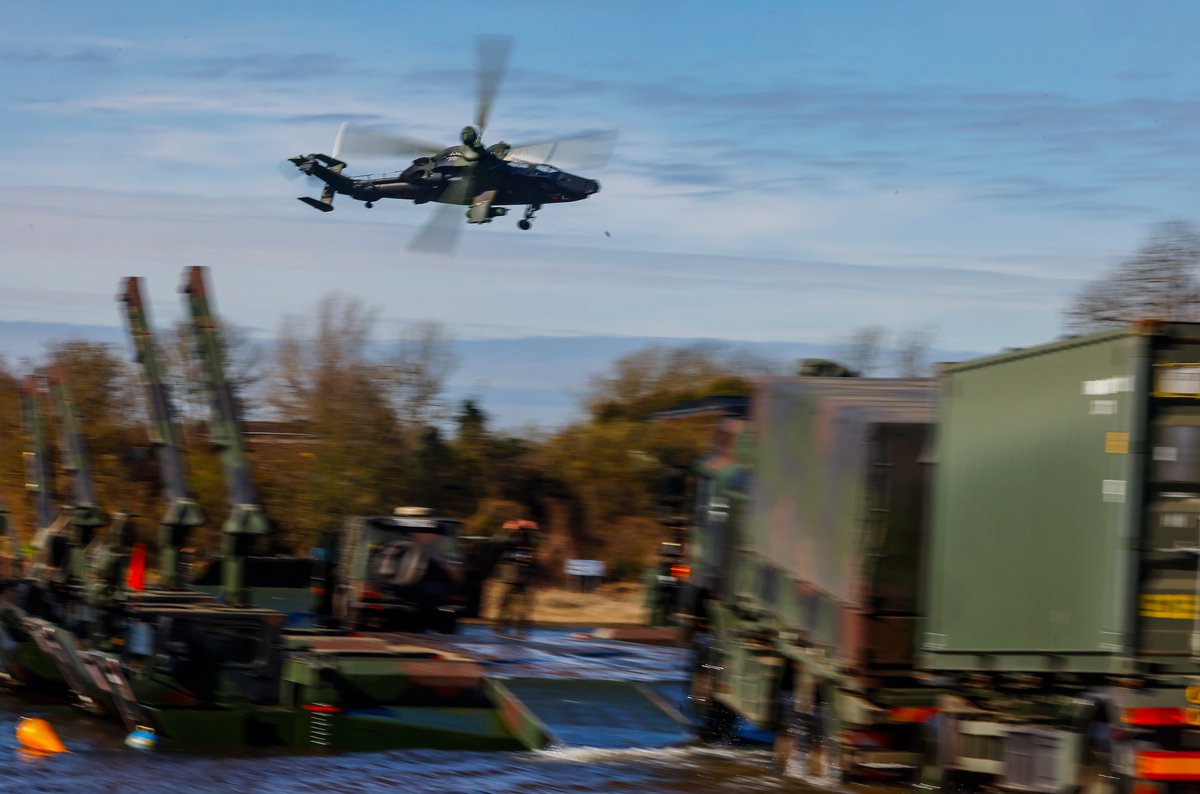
[0,268,559,753]
[327,508,465,633]
[691,321,1200,791]
[0,371,111,692]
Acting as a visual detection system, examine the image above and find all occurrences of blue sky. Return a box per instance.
[3,1,1200,423]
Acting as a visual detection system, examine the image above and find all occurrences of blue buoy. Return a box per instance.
[125,725,158,751]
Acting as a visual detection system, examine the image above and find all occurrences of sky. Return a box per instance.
[4,1,1200,425]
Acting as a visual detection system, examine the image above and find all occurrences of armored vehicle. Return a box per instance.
[330,508,465,633]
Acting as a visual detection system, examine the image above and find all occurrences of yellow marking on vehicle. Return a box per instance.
[1140,593,1198,620]
[1106,432,1129,454]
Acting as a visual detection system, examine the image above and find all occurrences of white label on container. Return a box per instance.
[1103,479,1127,503]
[1090,400,1117,415]
[1155,446,1179,462]
[1082,377,1133,396]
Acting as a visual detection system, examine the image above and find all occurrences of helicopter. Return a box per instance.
[286,36,615,252]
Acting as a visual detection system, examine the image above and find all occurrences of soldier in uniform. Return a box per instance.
[492,520,539,638]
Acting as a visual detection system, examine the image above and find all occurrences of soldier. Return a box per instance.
[492,520,539,638]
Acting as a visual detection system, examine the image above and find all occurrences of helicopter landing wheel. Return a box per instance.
[518,219,531,231]
[365,201,374,208]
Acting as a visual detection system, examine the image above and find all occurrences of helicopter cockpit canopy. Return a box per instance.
[504,160,562,175]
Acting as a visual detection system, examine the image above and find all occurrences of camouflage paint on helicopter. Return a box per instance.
[286,36,613,252]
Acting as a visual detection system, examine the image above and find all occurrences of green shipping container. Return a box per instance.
[923,321,1200,672]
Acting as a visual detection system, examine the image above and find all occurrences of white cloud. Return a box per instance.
[0,186,1088,355]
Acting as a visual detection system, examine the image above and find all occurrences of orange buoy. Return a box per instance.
[16,717,67,754]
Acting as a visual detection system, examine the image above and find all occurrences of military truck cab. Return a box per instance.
[330,507,465,633]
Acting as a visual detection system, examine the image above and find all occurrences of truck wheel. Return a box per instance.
[786,698,844,784]
[1076,743,1134,794]
[792,729,844,784]
[434,609,458,635]
[1076,717,1122,794]
[1076,760,1119,794]
[698,698,737,743]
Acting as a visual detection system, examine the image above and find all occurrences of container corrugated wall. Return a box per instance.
[923,329,1142,663]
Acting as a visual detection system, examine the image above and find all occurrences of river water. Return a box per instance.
[0,625,813,793]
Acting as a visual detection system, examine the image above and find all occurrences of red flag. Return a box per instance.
[127,543,146,592]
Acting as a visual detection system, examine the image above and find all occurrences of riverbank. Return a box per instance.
[480,580,650,626]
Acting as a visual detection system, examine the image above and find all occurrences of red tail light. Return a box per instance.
[1124,708,1185,726]
[303,703,341,714]
[669,564,690,579]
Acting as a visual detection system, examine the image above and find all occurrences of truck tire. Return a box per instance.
[1074,708,1124,794]
[433,607,458,635]
[1076,759,1120,794]
[788,695,844,784]
[792,726,844,784]
[699,698,737,743]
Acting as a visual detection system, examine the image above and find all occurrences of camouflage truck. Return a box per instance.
[694,322,1200,793]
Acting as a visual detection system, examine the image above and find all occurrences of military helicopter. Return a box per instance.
[286,36,615,252]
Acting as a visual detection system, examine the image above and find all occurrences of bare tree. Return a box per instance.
[840,325,887,377]
[266,293,405,539]
[385,321,458,430]
[160,318,264,422]
[270,293,379,424]
[894,325,934,378]
[1065,220,1200,331]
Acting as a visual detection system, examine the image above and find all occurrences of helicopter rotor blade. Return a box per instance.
[506,129,618,172]
[333,124,443,161]
[279,158,322,187]
[331,121,348,160]
[475,34,513,136]
[408,202,465,256]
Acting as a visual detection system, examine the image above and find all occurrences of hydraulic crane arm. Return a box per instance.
[46,366,109,583]
[120,276,206,589]
[21,376,54,532]
[181,266,268,605]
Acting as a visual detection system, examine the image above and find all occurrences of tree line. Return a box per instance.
[0,296,940,581]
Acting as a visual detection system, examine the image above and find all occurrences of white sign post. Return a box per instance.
[564,559,606,591]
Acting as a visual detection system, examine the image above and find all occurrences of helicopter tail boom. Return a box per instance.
[289,153,351,211]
